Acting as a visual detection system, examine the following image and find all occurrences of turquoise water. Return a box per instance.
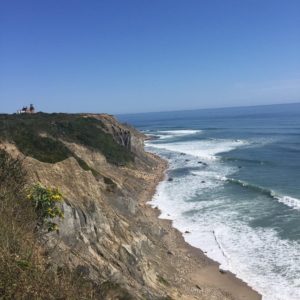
[119,103,300,300]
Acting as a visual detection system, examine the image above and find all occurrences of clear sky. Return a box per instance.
[0,0,299,114]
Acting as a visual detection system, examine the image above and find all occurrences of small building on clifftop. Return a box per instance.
[17,104,36,114]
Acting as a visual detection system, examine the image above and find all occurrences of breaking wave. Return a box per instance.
[148,138,247,160]
[223,177,300,210]
[149,129,202,140]
[147,127,300,300]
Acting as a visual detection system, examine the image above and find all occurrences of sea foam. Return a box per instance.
[148,139,246,160]
[147,129,300,300]
[152,129,202,140]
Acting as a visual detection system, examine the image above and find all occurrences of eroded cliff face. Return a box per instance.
[0,114,171,299]
[25,150,166,299]
[0,114,246,300]
[87,113,150,165]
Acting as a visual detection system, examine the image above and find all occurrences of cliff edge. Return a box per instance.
[0,113,260,300]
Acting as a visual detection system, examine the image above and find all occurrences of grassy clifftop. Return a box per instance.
[0,113,134,166]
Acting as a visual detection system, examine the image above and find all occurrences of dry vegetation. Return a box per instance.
[0,149,133,300]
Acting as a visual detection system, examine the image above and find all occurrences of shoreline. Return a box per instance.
[141,152,262,299]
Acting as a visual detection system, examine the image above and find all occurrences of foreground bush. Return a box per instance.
[27,183,64,232]
[0,149,133,299]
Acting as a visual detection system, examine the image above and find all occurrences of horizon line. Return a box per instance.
[1,101,300,116]
[116,101,300,116]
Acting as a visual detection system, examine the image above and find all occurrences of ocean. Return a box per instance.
[118,103,300,300]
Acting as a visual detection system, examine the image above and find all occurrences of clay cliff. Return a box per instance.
[0,113,260,300]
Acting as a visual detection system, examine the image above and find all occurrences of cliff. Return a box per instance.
[0,113,260,300]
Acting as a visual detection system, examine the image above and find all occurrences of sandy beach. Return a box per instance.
[140,152,262,300]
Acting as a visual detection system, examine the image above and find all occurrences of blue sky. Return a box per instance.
[0,0,299,114]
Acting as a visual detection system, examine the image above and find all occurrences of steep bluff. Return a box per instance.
[0,113,259,300]
[0,113,171,299]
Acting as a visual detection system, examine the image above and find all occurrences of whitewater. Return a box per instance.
[119,103,300,300]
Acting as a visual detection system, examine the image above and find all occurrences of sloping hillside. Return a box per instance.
[0,113,134,165]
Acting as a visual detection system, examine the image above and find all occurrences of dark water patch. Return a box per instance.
[276,145,300,154]
[168,166,204,178]
[250,208,300,241]
[222,156,272,166]
[182,203,228,217]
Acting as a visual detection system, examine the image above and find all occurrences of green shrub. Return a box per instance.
[27,183,64,232]
[0,113,134,166]
[51,116,134,165]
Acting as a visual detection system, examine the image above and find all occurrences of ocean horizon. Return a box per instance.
[119,102,300,300]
